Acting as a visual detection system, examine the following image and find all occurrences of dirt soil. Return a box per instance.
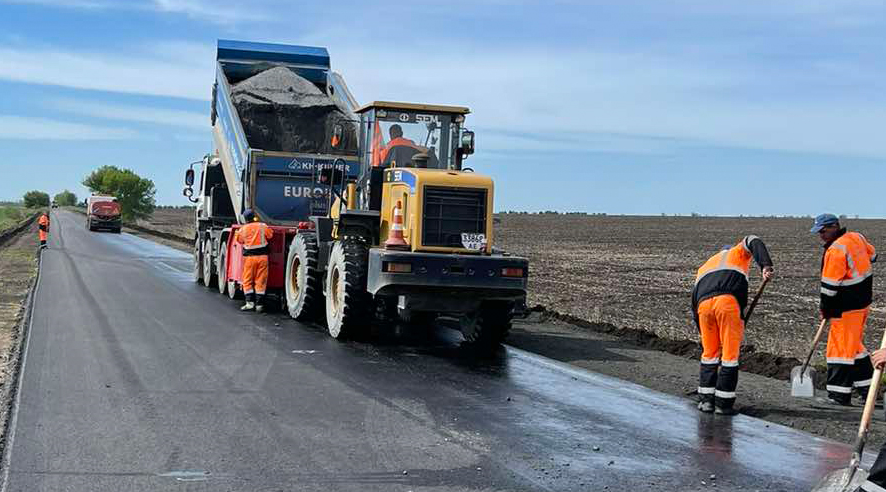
[135,208,194,240]
[495,214,886,362]
[0,220,38,444]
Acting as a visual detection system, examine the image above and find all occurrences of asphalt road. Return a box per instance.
[0,210,855,491]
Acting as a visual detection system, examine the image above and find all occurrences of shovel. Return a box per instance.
[743,277,770,323]
[810,323,886,492]
[792,318,829,398]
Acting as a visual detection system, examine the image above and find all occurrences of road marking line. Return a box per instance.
[291,350,319,354]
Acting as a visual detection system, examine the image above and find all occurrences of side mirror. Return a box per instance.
[185,169,195,186]
[331,124,344,149]
[461,130,475,155]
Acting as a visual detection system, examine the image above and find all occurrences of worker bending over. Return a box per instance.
[812,213,877,406]
[692,236,774,415]
[235,209,273,313]
[38,211,50,248]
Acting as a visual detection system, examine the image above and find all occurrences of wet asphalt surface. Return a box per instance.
[0,210,856,491]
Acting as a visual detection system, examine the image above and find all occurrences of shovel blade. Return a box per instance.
[791,365,815,397]
[809,466,866,492]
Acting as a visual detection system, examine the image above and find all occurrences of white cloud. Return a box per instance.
[49,98,207,130]
[0,115,141,140]
[3,0,272,24]
[150,0,269,24]
[320,41,886,158]
[0,44,212,100]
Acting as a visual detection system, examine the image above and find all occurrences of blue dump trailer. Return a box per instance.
[183,39,361,299]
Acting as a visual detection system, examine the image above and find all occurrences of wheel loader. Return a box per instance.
[284,101,528,347]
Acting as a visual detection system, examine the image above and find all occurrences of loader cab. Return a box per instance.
[352,101,475,211]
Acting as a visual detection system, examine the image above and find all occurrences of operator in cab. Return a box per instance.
[382,124,424,167]
[235,209,273,313]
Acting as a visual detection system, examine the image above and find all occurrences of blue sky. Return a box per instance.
[1,0,884,215]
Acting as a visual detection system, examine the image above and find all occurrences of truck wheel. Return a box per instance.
[286,233,322,321]
[202,237,216,288]
[193,239,203,283]
[227,279,242,300]
[460,301,514,349]
[325,240,370,339]
[217,240,229,295]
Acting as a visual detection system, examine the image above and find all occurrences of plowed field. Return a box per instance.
[494,214,886,360]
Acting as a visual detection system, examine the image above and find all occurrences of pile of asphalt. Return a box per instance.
[231,67,356,153]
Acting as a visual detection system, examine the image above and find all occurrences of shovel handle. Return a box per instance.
[743,277,770,323]
[851,321,886,466]
[800,318,829,377]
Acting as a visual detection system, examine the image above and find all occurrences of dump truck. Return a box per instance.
[86,195,121,233]
[182,39,360,301]
[285,101,529,347]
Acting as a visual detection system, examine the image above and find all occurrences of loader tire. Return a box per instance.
[460,301,514,349]
[286,233,323,321]
[193,238,203,283]
[202,237,216,288]
[325,239,371,339]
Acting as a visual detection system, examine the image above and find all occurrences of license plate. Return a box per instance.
[461,233,487,251]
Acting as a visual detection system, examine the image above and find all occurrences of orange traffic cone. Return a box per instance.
[385,200,409,250]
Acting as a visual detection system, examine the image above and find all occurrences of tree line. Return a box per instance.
[20,166,157,221]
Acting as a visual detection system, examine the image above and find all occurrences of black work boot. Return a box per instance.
[698,393,714,413]
[255,294,265,313]
[715,397,738,416]
[241,293,255,311]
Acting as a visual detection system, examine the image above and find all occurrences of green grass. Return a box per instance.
[0,205,38,231]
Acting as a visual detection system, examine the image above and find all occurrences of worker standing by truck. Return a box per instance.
[811,213,877,406]
[38,211,50,248]
[235,209,273,313]
[692,235,774,415]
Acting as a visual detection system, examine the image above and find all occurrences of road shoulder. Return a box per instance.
[0,220,39,458]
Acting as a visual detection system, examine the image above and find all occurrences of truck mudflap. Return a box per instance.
[367,249,528,298]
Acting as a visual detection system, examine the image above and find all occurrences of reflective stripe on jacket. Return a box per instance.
[235,222,273,256]
[691,236,773,325]
[820,229,875,317]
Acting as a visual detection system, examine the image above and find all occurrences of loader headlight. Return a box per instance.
[383,262,412,273]
[501,267,524,278]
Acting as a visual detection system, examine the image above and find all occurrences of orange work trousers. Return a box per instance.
[698,294,744,366]
[39,230,47,242]
[825,307,873,402]
[697,294,744,407]
[241,255,269,295]
[826,308,869,365]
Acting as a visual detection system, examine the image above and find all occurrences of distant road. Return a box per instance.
[1,210,851,491]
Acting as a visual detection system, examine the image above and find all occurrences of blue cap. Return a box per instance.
[810,213,839,233]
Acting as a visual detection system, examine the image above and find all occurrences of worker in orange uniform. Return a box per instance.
[38,211,50,248]
[692,236,774,415]
[235,209,273,313]
[812,213,877,406]
[382,124,425,167]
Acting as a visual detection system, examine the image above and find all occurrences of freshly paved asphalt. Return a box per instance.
[0,210,855,491]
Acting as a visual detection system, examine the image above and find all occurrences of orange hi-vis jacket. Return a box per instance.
[820,229,876,318]
[38,214,49,241]
[235,221,273,256]
[691,236,773,325]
